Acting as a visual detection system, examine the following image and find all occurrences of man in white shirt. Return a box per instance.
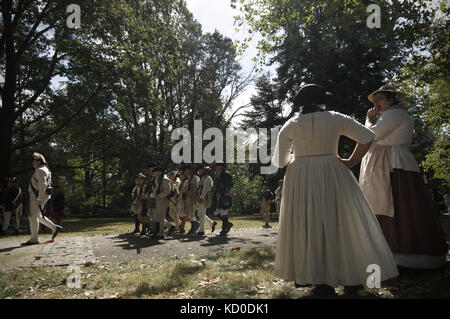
[195,165,217,236]
[23,153,62,245]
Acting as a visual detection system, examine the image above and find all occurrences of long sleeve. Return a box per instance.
[158,178,171,199]
[339,113,375,144]
[37,167,50,202]
[188,176,199,198]
[200,176,213,199]
[366,108,409,142]
[272,123,293,168]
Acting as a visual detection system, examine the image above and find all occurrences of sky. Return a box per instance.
[185,0,274,126]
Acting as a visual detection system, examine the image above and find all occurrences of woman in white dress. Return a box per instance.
[360,86,447,269]
[272,84,399,296]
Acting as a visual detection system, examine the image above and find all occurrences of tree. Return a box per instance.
[0,0,108,178]
[234,0,444,180]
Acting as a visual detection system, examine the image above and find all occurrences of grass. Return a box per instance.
[1,245,449,299]
[1,214,279,239]
[1,215,448,299]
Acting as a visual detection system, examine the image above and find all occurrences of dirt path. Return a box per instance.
[0,227,278,270]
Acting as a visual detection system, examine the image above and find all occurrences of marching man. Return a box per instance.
[142,163,157,236]
[152,167,174,239]
[195,165,217,236]
[167,171,181,232]
[212,162,233,236]
[260,182,274,228]
[177,171,189,233]
[183,165,200,234]
[131,173,146,234]
[22,153,62,245]
[1,177,22,236]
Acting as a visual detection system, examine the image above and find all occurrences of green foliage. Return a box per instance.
[228,164,264,214]
[2,0,251,210]
[235,0,448,189]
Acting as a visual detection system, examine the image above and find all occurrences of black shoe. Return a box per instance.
[188,222,199,234]
[179,228,185,234]
[21,240,39,246]
[211,221,217,233]
[295,282,311,288]
[218,230,227,237]
[311,285,336,297]
[133,227,140,234]
[140,225,148,236]
[168,226,175,235]
[344,285,363,295]
[225,222,233,234]
[51,225,63,240]
[197,231,205,236]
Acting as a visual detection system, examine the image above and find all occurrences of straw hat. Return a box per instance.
[368,85,406,103]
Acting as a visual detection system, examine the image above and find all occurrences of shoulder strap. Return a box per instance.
[12,188,22,206]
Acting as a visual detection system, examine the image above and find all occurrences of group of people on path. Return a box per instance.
[273,84,448,296]
[130,163,234,239]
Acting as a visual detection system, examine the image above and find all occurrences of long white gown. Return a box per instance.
[272,111,399,287]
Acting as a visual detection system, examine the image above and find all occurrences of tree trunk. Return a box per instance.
[0,115,13,178]
[102,157,106,207]
[0,0,18,178]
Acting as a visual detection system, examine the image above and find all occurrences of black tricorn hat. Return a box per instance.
[182,164,193,172]
[153,166,165,173]
[197,164,211,171]
[212,161,226,167]
[293,84,336,107]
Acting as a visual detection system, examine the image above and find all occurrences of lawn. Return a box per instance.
[1,215,448,299]
[1,245,449,299]
[1,214,279,239]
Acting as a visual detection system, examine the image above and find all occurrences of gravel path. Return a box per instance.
[0,227,278,269]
